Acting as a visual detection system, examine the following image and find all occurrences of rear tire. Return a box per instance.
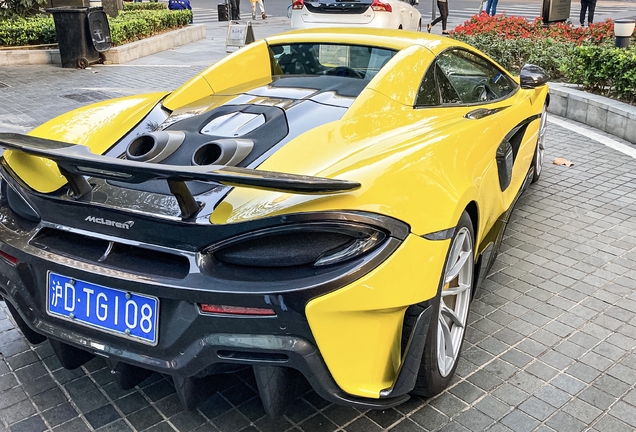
[531,104,547,183]
[408,211,474,396]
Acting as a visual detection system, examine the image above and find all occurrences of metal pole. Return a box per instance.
[431,0,436,20]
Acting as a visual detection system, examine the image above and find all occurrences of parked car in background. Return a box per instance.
[290,0,422,31]
[0,28,549,418]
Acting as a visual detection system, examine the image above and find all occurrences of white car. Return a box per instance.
[290,0,422,31]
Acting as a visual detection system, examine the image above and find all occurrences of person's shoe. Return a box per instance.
[442,31,449,35]
[252,12,256,19]
[262,12,267,19]
[427,23,432,33]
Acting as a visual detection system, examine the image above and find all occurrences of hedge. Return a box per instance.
[122,2,167,11]
[0,16,56,46]
[109,9,192,45]
[0,8,191,47]
[560,45,636,104]
[450,14,636,105]
[450,33,574,77]
[451,14,615,44]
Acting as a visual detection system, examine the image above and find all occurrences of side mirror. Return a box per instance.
[520,64,549,89]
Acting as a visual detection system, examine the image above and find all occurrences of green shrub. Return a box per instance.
[122,2,167,11]
[0,0,47,19]
[109,9,191,45]
[561,45,636,104]
[450,14,636,105]
[451,14,615,45]
[451,33,575,78]
[0,8,190,47]
[0,16,55,46]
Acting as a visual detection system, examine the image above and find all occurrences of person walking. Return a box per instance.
[485,0,498,16]
[250,0,266,20]
[229,0,241,20]
[580,0,596,26]
[427,0,449,35]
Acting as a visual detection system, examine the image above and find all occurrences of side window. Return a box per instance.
[415,62,461,106]
[415,64,440,106]
[436,64,462,104]
[436,50,517,104]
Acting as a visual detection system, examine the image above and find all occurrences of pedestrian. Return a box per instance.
[580,0,596,26]
[230,0,241,20]
[168,0,193,23]
[250,0,266,20]
[427,0,449,35]
[485,0,498,16]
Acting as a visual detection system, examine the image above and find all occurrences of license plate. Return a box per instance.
[47,272,159,345]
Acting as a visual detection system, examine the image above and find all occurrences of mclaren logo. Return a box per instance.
[85,216,135,230]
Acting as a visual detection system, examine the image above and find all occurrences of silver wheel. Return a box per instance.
[437,226,473,377]
[532,105,547,182]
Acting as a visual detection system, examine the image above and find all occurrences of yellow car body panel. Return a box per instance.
[360,44,435,107]
[210,88,545,245]
[305,234,449,397]
[163,41,273,111]
[4,92,167,193]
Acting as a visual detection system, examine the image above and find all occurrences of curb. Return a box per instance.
[0,24,206,67]
[548,82,636,145]
[0,48,60,66]
[103,24,206,64]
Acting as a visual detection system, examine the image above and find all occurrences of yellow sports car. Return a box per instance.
[0,28,549,417]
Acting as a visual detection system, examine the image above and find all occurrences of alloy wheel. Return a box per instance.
[535,106,547,177]
[437,226,473,377]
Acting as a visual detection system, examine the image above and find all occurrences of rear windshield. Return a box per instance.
[270,43,397,80]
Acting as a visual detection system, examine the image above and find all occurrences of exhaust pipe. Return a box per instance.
[192,139,253,167]
[126,131,185,163]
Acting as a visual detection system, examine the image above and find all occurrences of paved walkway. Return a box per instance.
[2,18,636,432]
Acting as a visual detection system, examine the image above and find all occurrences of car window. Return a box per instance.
[435,49,517,104]
[415,62,460,106]
[415,63,440,106]
[270,43,396,80]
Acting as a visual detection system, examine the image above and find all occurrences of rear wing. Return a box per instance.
[0,133,360,220]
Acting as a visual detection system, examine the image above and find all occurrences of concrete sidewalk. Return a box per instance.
[3,18,636,432]
[0,17,290,134]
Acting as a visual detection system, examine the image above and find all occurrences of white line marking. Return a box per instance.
[548,116,636,160]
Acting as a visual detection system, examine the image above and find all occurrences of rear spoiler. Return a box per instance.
[0,133,360,220]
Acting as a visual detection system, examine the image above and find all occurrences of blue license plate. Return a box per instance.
[47,272,159,345]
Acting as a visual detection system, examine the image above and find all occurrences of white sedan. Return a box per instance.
[290,0,421,31]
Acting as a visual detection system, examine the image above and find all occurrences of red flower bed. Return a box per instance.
[451,14,615,45]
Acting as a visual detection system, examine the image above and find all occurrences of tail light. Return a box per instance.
[0,250,18,266]
[371,0,392,12]
[291,0,304,9]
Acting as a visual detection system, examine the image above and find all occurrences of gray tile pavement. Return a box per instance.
[2,17,636,432]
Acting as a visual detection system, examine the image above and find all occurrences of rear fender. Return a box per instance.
[4,92,168,193]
